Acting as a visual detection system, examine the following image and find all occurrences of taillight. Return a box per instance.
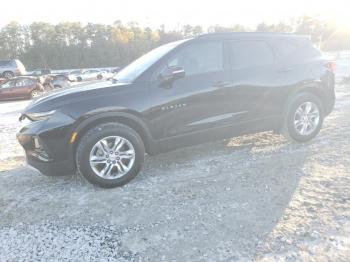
[325,61,336,73]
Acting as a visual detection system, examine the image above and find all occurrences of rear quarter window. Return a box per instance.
[270,38,322,63]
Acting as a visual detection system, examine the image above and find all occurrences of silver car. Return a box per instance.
[0,59,26,78]
[73,69,104,82]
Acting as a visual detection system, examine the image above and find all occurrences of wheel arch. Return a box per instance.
[69,112,156,160]
[285,82,328,114]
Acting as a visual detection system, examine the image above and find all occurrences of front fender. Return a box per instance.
[67,110,157,162]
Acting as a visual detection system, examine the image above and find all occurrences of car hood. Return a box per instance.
[25,80,131,113]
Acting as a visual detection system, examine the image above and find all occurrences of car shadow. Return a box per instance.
[0,130,315,260]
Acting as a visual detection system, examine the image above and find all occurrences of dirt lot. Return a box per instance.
[1,78,350,260]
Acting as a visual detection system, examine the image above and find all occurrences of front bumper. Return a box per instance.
[26,155,74,176]
[17,112,76,176]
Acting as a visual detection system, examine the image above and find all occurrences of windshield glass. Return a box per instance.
[114,39,189,82]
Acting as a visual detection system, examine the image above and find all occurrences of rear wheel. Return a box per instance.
[30,89,41,98]
[76,123,145,188]
[284,93,324,142]
[3,71,14,79]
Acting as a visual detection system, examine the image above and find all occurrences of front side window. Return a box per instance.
[230,41,274,70]
[166,42,223,76]
[115,39,189,83]
[16,79,33,87]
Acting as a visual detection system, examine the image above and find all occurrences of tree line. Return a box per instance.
[0,16,349,70]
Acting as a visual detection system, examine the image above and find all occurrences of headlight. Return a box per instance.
[25,110,56,121]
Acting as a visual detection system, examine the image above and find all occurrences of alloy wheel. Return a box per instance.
[89,136,136,179]
[293,101,320,136]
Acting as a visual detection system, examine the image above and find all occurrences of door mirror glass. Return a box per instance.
[160,66,185,84]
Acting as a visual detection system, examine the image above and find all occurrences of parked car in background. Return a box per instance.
[74,69,104,82]
[66,69,84,82]
[17,33,335,188]
[0,76,43,100]
[111,67,121,73]
[99,70,115,80]
[28,69,52,76]
[51,74,71,89]
[0,59,26,79]
[66,68,117,82]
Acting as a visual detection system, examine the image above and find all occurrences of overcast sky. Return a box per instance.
[1,0,349,29]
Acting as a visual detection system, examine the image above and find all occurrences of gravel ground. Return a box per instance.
[0,80,350,260]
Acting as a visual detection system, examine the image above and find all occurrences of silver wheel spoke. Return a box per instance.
[119,150,134,159]
[119,161,128,172]
[305,102,312,113]
[101,163,113,177]
[111,137,122,151]
[90,156,106,164]
[115,139,125,152]
[115,161,125,174]
[296,107,304,115]
[308,111,319,119]
[301,123,307,134]
[294,119,303,127]
[308,120,315,129]
[98,140,110,154]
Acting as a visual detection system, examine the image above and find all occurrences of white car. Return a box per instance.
[99,70,115,80]
[71,69,104,82]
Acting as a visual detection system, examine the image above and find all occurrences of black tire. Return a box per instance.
[284,93,324,142]
[54,85,62,89]
[76,123,145,188]
[30,89,41,99]
[77,77,82,82]
[97,74,103,80]
[3,71,14,79]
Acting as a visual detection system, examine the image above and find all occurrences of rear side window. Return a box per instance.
[167,42,223,76]
[230,41,274,70]
[271,39,298,57]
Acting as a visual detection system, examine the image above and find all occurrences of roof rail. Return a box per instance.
[197,32,308,39]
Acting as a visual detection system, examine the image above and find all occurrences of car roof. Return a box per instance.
[196,32,309,40]
[14,76,38,80]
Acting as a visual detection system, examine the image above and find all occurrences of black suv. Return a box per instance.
[17,33,335,188]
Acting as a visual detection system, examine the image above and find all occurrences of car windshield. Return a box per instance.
[114,39,189,82]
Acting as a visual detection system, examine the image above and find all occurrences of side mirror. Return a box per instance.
[160,66,185,84]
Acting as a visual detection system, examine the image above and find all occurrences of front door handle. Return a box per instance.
[213,81,230,88]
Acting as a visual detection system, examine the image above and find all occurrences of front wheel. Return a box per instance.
[284,93,324,142]
[76,123,145,188]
